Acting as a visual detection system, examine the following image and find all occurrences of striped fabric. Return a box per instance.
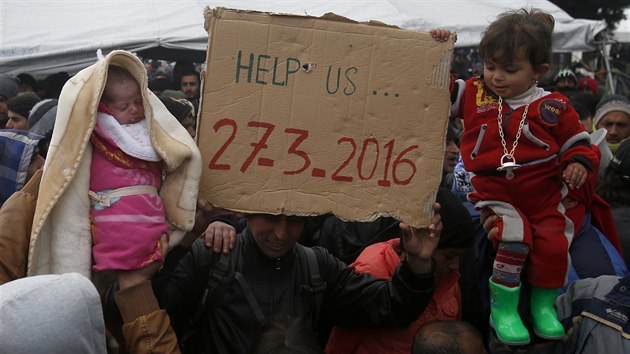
[492,241,529,287]
[0,129,43,205]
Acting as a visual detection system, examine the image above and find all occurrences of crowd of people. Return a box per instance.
[1,7,630,354]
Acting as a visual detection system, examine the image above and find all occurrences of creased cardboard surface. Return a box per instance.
[198,7,454,227]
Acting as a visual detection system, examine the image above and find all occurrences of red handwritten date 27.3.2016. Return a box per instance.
[207,118,418,188]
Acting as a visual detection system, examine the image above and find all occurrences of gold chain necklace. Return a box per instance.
[496,93,535,180]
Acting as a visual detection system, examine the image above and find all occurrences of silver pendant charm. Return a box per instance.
[497,154,520,180]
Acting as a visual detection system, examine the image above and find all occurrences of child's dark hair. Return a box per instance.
[479,8,554,70]
[102,65,136,104]
[412,320,484,354]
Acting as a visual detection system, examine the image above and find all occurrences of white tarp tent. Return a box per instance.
[613,8,630,42]
[0,0,606,78]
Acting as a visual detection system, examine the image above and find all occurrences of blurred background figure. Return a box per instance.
[28,98,58,158]
[0,74,20,128]
[149,75,172,97]
[42,72,69,99]
[17,73,38,94]
[159,95,196,138]
[597,139,630,266]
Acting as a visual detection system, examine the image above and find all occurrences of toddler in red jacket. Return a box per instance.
[433,8,598,346]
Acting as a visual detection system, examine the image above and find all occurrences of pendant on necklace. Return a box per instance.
[497,154,520,180]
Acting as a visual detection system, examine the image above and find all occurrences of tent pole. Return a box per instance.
[599,40,616,94]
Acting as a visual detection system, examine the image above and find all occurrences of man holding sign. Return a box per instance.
[159,207,443,353]
[155,8,455,353]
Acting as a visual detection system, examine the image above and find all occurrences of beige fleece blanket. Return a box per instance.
[28,50,202,278]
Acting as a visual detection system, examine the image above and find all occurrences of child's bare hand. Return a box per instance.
[203,221,236,254]
[563,162,588,189]
[480,210,500,240]
[430,28,455,42]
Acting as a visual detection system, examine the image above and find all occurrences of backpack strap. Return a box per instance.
[297,245,326,327]
[190,236,242,326]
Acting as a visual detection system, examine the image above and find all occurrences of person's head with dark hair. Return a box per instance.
[6,92,41,130]
[17,73,38,93]
[571,92,599,116]
[149,75,171,96]
[180,69,201,101]
[250,315,323,354]
[43,72,69,99]
[479,8,553,82]
[101,65,145,126]
[572,102,593,133]
[412,320,487,354]
[0,74,20,128]
[172,59,195,87]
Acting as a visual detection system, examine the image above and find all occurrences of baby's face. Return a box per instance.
[105,79,145,125]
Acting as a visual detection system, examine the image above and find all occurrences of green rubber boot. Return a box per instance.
[489,279,530,345]
[530,286,565,339]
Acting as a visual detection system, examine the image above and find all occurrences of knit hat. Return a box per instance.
[29,98,58,159]
[28,99,58,137]
[159,97,194,123]
[160,89,187,100]
[609,138,630,183]
[593,94,630,129]
[554,68,577,85]
[0,74,19,100]
[435,188,475,249]
[6,92,41,119]
[577,77,598,96]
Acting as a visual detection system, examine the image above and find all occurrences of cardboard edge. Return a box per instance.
[204,7,401,31]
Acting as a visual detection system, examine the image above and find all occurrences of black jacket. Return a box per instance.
[159,227,436,354]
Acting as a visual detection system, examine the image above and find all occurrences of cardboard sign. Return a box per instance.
[198,7,454,227]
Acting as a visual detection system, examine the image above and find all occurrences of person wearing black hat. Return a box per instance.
[326,188,475,354]
[5,92,41,130]
[159,96,196,138]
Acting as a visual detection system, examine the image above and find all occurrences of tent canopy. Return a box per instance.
[0,0,606,78]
